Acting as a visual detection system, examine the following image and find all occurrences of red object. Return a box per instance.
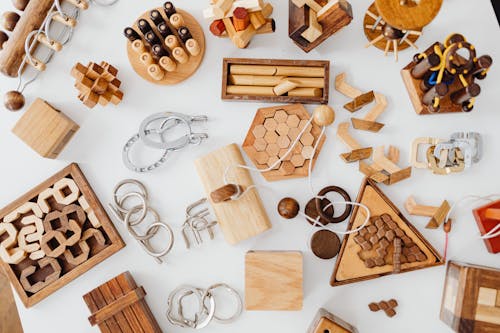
[472,199,500,254]
[209,19,226,36]
[232,7,250,31]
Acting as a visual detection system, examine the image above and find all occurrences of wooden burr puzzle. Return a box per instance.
[289,0,353,53]
[204,0,276,48]
[124,2,205,85]
[83,271,162,333]
[0,163,124,307]
[242,104,326,181]
[307,308,358,333]
[222,58,330,104]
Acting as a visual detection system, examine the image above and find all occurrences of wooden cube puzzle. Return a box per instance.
[242,104,326,181]
[307,308,358,333]
[472,200,500,254]
[245,251,303,311]
[0,164,124,307]
[440,261,500,332]
[12,98,79,159]
[71,61,123,108]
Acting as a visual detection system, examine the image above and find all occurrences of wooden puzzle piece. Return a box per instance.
[372,146,412,185]
[80,228,107,255]
[405,196,450,229]
[0,222,26,264]
[63,238,90,266]
[307,308,358,333]
[78,196,101,228]
[351,92,387,132]
[53,178,80,205]
[18,215,45,259]
[473,200,500,254]
[3,201,43,223]
[344,90,375,113]
[335,72,362,99]
[19,257,61,294]
[337,122,372,162]
[368,299,398,317]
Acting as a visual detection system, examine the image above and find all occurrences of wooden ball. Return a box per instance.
[4,91,25,111]
[12,0,30,11]
[0,31,8,50]
[2,12,20,31]
[278,197,299,219]
[313,105,335,126]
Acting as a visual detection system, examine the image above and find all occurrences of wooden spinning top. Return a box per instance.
[4,90,24,111]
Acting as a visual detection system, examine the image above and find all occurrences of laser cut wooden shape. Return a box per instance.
[337,122,372,162]
[405,196,450,229]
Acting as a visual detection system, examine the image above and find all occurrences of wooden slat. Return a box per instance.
[83,289,112,333]
[108,278,145,333]
[95,282,134,332]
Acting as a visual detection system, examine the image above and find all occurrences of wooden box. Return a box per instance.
[0,163,124,307]
[221,58,329,104]
[307,308,358,333]
[12,98,79,158]
[83,271,162,333]
[472,200,500,254]
[440,261,500,333]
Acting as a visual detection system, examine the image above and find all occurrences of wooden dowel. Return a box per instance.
[25,54,45,71]
[226,85,275,96]
[229,75,323,88]
[185,38,200,56]
[229,64,277,75]
[172,47,188,64]
[229,65,325,77]
[273,79,299,96]
[147,64,165,80]
[422,82,448,106]
[169,13,184,29]
[164,35,179,50]
[450,83,481,104]
[411,53,440,79]
[36,32,62,51]
[288,87,322,97]
[159,56,176,72]
[131,39,146,54]
[52,12,77,27]
[233,7,250,31]
[249,11,266,29]
[139,52,154,66]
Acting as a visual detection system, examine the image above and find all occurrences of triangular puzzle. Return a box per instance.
[330,178,443,286]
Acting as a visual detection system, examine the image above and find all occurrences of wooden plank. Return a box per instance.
[108,278,145,333]
[94,282,134,332]
[0,267,23,333]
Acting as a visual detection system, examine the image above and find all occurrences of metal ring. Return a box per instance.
[315,186,352,224]
[140,222,174,258]
[117,191,148,226]
[123,206,161,241]
[112,179,148,214]
[139,113,192,150]
[201,283,242,324]
[167,285,213,328]
[122,132,169,173]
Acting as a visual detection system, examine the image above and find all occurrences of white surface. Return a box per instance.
[0,0,499,332]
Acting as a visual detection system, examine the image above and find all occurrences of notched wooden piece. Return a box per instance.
[344,90,375,112]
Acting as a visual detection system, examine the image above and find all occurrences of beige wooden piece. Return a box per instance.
[301,9,323,43]
[203,0,263,20]
[4,201,43,223]
[337,122,372,162]
[292,0,323,12]
[53,178,80,205]
[352,92,387,132]
[0,223,26,264]
[194,144,272,245]
[405,196,450,229]
[335,72,362,99]
[372,146,412,185]
[410,137,445,169]
[245,251,303,310]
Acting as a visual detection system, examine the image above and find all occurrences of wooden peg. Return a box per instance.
[159,56,177,72]
[232,7,250,31]
[210,19,226,36]
[337,122,372,162]
[164,34,179,49]
[335,72,363,99]
[169,13,184,29]
[147,64,165,81]
[249,10,266,29]
[172,47,188,64]
[273,79,299,96]
[139,52,154,66]
[185,38,200,56]
[51,13,77,27]
[36,32,62,51]
[405,196,450,229]
[25,54,46,71]
[131,39,146,54]
[351,92,387,132]
[210,184,244,203]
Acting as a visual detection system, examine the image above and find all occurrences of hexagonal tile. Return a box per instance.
[276,123,289,136]
[298,119,312,132]
[300,132,314,146]
[265,143,280,157]
[277,135,291,149]
[293,141,304,154]
[264,118,278,131]
[264,130,278,144]
[288,127,300,141]
[274,110,288,123]
[301,145,314,159]
[279,148,292,161]
[286,114,300,128]
[252,124,266,138]
[267,156,281,169]
[291,154,305,167]
[254,138,267,152]
[279,161,296,175]
[255,151,269,165]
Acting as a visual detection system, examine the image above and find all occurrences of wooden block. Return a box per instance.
[249,10,266,29]
[335,72,362,99]
[203,0,263,20]
[344,91,375,112]
[440,261,500,332]
[292,0,323,12]
[301,8,323,43]
[307,308,358,333]
[12,98,79,159]
[289,1,310,47]
[245,251,303,310]
[195,144,272,244]
[473,200,500,254]
[351,118,384,132]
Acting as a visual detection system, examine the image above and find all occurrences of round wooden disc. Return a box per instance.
[305,198,334,227]
[310,229,341,259]
[363,2,421,52]
[375,0,442,30]
[126,8,205,85]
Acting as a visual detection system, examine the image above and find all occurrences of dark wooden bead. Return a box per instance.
[382,24,404,40]
[277,197,299,219]
[163,1,176,18]
[2,12,20,32]
[123,27,141,42]
[310,229,340,259]
[210,184,243,203]
[177,26,192,43]
[150,9,165,26]
[157,22,172,38]
[12,0,30,11]
[4,90,25,111]
[145,31,161,46]
[0,31,8,50]
[137,19,153,35]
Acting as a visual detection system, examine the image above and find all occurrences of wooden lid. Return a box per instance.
[375,0,443,30]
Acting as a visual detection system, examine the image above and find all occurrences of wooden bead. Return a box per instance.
[210,19,226,36]
[278,197,300,219]
[210,184,243,203]
[12,0,30,11]
[169,13,184,29]
[159,56,176,72]
[310,229,341,259]
[313,105,335,126]
[0,30,8,50]
[165,35,179,49]
[4,90,25,111]
[185,39,200,56]
[147,64,164,81]
[2,12,20,31]
[172,47,188,64]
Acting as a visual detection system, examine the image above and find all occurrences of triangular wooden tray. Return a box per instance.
[330,178,443,286]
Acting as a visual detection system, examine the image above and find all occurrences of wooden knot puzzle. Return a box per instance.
[71,61,123,109]
[0,163,124,307]
[242,104,326,181]
[368,299,399,317]
[204,0,275,49]
[289,0,353,53]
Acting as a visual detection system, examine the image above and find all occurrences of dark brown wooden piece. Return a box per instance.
[278,197,300,219]
[210,184,243,203]
[288,1,310,47]
[343,91,375,112]
[310,230,341,259]
[368,299,398,317]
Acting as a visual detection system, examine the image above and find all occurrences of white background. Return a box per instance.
[0,0,499,332]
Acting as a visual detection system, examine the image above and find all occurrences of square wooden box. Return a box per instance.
[0,163,124,307]
[221,58,329,104]
[472,200,500,254]
[440,261,500,333]
[307,308,358,333]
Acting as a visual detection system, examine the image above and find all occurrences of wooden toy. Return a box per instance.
[337,122,372,162]
[70,61,123,108]
[369,299,398,318]
[472,200,500,254]
[307,308,358,333]
[405,196,450,229]
[278,197,300,219]
[0,163,124,307]
[289,0,353,53]
[310,229,341,259]
[83,271,162,333]
[222,58,330,104]
[401,33,492,114]
[361,146,412,185]
[124,2,205,85]
[245,251,303,311]
[330,178,443,287]
[204,0,275,48]
[363,0,443,61]
[0,268,23,333]
[242,104,326,181]
[195,144,272,245]
[12,98,79,159]
[440,261,500,332]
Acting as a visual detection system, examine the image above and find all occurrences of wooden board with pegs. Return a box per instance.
[0,163,124,308]
[126,7,205,85]
[330,178,443,287]
[242,104,326,182]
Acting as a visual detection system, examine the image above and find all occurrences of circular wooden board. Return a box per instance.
[126,8,205,85]
[375,0,442,30]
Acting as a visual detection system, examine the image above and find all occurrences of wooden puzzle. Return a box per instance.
[83,271,162,333]
[401,33,492,115]
[472,200,500,254]
[195,144,272,245]
[70,61,123,108]
[124,2,205,85]
[369,299,398,318]
[242,104,326,181]
[330,178,443,287]
[12,98,79,159]
[405,196,450,229]
[289,0,353,53]
[358,146,412,185]
[0,163,124,307]
[245,251,303,311]
[440,261,500,332]
[222,58,330,104]
[205,0,276,48]
[337,122,373,163]
[307,308,358,333]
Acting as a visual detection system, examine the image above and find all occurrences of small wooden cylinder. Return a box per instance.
[172,47,188,64]
[232,7,250,31]
[25,54,46,71]
[163,1,176,19]
[273,80,299,96]
[226,85,275,96]
[185,39,200,56]
[422,82,448,106]
[144,31,161,46]
[147,64,165,81]
[170,13,184,29]
[131,39,146,54]
[177,26,192,43]
[51,13,76,27]
[288,87,322,97]
[275,66,325,77]
[210,19,226,36]
[157,22,172,38]
[229,74,284,86]
[411,53,440,79]
[139,52,154,66]
[124,27,141,42]
[450,83,481,104]
[152,44,169,58]
[159,56,177,72]
[164,35,179,49]
[249,11,266,29]
[66,0,88,10]
[472,55,493,79]
[37,33,62,51]
[149,9,165,26]
[229,64,277,75]
[137,18,152,34]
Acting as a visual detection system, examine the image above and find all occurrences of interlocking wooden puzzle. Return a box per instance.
[0,163,124,307]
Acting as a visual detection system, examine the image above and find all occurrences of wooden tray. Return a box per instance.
[126,8,205,85]
[0,163,124,307]
[221,58,329,104]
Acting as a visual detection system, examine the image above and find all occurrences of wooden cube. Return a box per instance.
[440,261,500,332]
[472,200,500,254]
[245,251,303,311]
[12,98,79,159]
[307,308,358,333]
